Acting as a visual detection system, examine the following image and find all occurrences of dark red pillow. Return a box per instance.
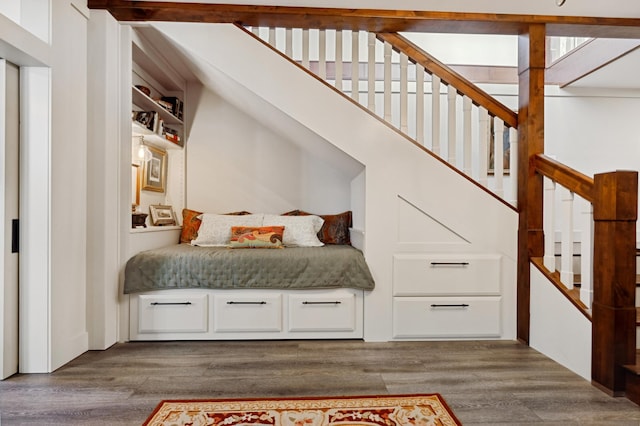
[281,210,352,245]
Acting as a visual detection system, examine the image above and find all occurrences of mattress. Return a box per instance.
[124,244,375,294]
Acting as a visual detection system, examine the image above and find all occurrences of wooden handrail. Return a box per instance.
[376,32,518,129]
[533,154,594,201]
[87,1,640,38]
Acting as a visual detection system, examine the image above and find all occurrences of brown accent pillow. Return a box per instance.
[180,208,203,244]
[281,210,352,245]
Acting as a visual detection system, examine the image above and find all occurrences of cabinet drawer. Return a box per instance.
[137,294,208,334]
[393,254,501,296]
[288,292,357,332]
[213,294,282,332]
[393,296,501,338]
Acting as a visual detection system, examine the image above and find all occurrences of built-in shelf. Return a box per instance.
[131,225,182,234]
[132,121,183,149]
[132,86,183,126]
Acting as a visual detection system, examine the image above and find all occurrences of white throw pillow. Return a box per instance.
[263,214,324,247]
[191,214,264,246]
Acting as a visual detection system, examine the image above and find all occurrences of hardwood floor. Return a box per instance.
[1,340,639,425]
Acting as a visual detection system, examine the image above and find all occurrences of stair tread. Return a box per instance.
[637,307,640,326]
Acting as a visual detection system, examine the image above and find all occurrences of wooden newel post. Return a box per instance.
[591,170,638,395]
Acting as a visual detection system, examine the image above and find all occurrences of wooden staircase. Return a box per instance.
[245,24,640,406]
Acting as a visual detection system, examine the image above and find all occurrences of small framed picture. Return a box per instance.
[142,145,167,193]
[149,205,176,226]
[131,164,141,209]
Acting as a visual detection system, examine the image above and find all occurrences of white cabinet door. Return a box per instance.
[213,294,282,332]
[393,254,501,296]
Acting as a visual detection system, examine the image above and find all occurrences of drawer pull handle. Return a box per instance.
[430,262,469,266]
[302,301,342,305]
[150,302,192,306]
[227,301,267,305]
[430,304,470,308]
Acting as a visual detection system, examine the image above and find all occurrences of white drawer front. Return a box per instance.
[213,294,282,332]
[137,294,208,334]
[288,293,356,332]
[393,296,502,338]
[393,254,501,296]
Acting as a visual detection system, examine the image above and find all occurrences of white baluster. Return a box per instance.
[351,30,359,101]
[415,64,425,145]
[431,75,441,155]
[268,27,276,47]
[335,30,343,91]
[560,187,575,288]
[494,118,505,198]
[285,28,293,57]
[383,41,392,123]
[543,177,557,271]
[252,26,259,36]
[302,29,310,69]
[400,53,408,134]
[318,29,326,79]
[462,96,472,176]
[509,127,518,206]
[447,85,456,166]
[580,199,594,308]
[367,32,375,111]
[478,107,489,187]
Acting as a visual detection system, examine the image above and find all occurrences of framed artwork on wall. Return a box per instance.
[149,204,176,226]
[142,144,167,192]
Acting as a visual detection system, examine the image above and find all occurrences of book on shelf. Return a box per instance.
[160,96,183,121]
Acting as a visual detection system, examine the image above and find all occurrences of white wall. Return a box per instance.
[86,10,122,351]
[49,0,90,370]
[545,87,640,176]
[186,84,359,215]
[530,266,592,380]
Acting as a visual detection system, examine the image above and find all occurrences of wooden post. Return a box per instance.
[517,24,546,344]
[591,170,638,395]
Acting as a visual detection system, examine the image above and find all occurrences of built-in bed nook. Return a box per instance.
[126,210,374,340]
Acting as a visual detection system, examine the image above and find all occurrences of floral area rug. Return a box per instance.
[143,394,462,426]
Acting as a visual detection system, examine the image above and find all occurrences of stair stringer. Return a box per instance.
[154,22,518,342]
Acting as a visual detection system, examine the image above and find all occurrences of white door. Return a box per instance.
[0,59,19,379]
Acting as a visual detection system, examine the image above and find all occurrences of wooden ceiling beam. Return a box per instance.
[87,1,640,38]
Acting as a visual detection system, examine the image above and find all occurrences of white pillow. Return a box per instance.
[191,213,264,247]
[263,214,324,247]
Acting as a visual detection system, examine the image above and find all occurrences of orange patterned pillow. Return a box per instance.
[281,210,352,245]
[180,208,203,244]
[229,226,285,249]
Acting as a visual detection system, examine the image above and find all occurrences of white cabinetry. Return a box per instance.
[392,253,503,339]
[129,288,364,340]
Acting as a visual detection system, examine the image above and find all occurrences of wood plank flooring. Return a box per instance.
[1,340,639,425]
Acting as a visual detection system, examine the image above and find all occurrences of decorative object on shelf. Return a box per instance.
[135,85,151,96]
[132,110,158,132]
[149,204,176,226]
[141,144,167,193]
[132,212,148,228]
[556,0,566,6]
[131,163,141,208]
